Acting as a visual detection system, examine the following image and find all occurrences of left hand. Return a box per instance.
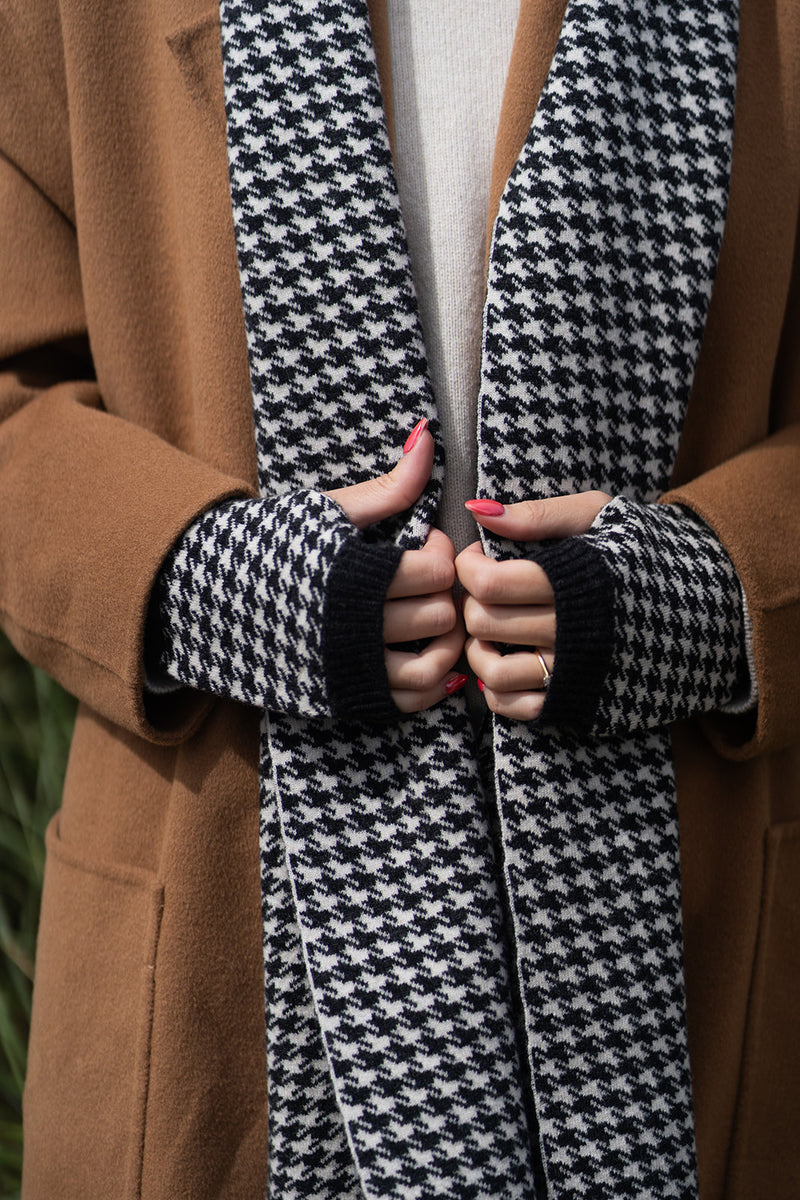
[455,491,611,719]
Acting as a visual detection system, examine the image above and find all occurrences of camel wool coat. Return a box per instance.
[1,0,799,1197]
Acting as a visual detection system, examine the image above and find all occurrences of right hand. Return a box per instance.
[327,419,466,712]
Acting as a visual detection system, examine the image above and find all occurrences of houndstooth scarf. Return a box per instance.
[218,1,739,1195]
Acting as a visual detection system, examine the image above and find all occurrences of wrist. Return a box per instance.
[323,539,404,722]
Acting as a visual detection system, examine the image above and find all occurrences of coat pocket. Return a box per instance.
[725,820,800,1200]
[22,814,164,1200]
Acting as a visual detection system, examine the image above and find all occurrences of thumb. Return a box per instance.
[464,490,612,541]
[326,418,434,530]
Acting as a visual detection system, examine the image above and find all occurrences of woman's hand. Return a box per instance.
[456,491,611,720]
[382,527,464,712]
[327,419,466,712]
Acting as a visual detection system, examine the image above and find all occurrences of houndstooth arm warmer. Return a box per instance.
[149,491,403,721]
[532,497,754,735]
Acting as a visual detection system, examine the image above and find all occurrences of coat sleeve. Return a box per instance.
[0,149,257,745]
[660,181,800,761]
[662,420,800,760]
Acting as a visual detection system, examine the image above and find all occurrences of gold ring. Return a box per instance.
[534,650,552,691]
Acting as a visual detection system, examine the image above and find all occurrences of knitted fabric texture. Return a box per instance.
[533,498,749,735]
[220,4,536,1195]
[473,3,737,1191]
[385,0,518,554]
[152,492,402,720]
[214,0,740,1197]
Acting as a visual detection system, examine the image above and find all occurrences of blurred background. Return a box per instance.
[0,631,75,1199]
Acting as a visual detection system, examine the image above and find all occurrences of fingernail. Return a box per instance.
[403,417,429,454]
[444,673,468,696]
[477,678,485,693]
[465,498,505,516]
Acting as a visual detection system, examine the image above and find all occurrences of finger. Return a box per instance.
[327,419,434,529]
[386,529,457,600]
[383,590,457,644]
[455,544,553,606]
[477,682,547,722]
[465,638,553,692]
[465,490,612,541]
[462,596,556,647]
[423,527,458,559]
[386,624,465,692]
[391,670,469,714]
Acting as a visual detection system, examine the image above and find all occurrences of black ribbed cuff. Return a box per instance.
[527,537,616,733]
[323,538,405,722]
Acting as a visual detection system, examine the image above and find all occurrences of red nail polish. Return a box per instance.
[477,679,485,693]
[403,417,429,454]
[465,498,505,516]
[444,673,468,696]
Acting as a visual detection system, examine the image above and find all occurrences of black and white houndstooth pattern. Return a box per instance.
[220,0,541,1193]
[490,728,696,1197]
[478,1,738,505]
[153,492,358,717]
[527,497,750,737]
[476,2,737,1193]
[200,0,740,1195]
[585,499,747,734]
[263,707,535,1198]
[220,0,440,549]
[259,778,363,1197]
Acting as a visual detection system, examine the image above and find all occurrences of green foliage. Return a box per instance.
[0,633,76,1197]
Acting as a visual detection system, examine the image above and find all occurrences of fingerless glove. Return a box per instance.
[148,490,403,721]
[528,497,755,736]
